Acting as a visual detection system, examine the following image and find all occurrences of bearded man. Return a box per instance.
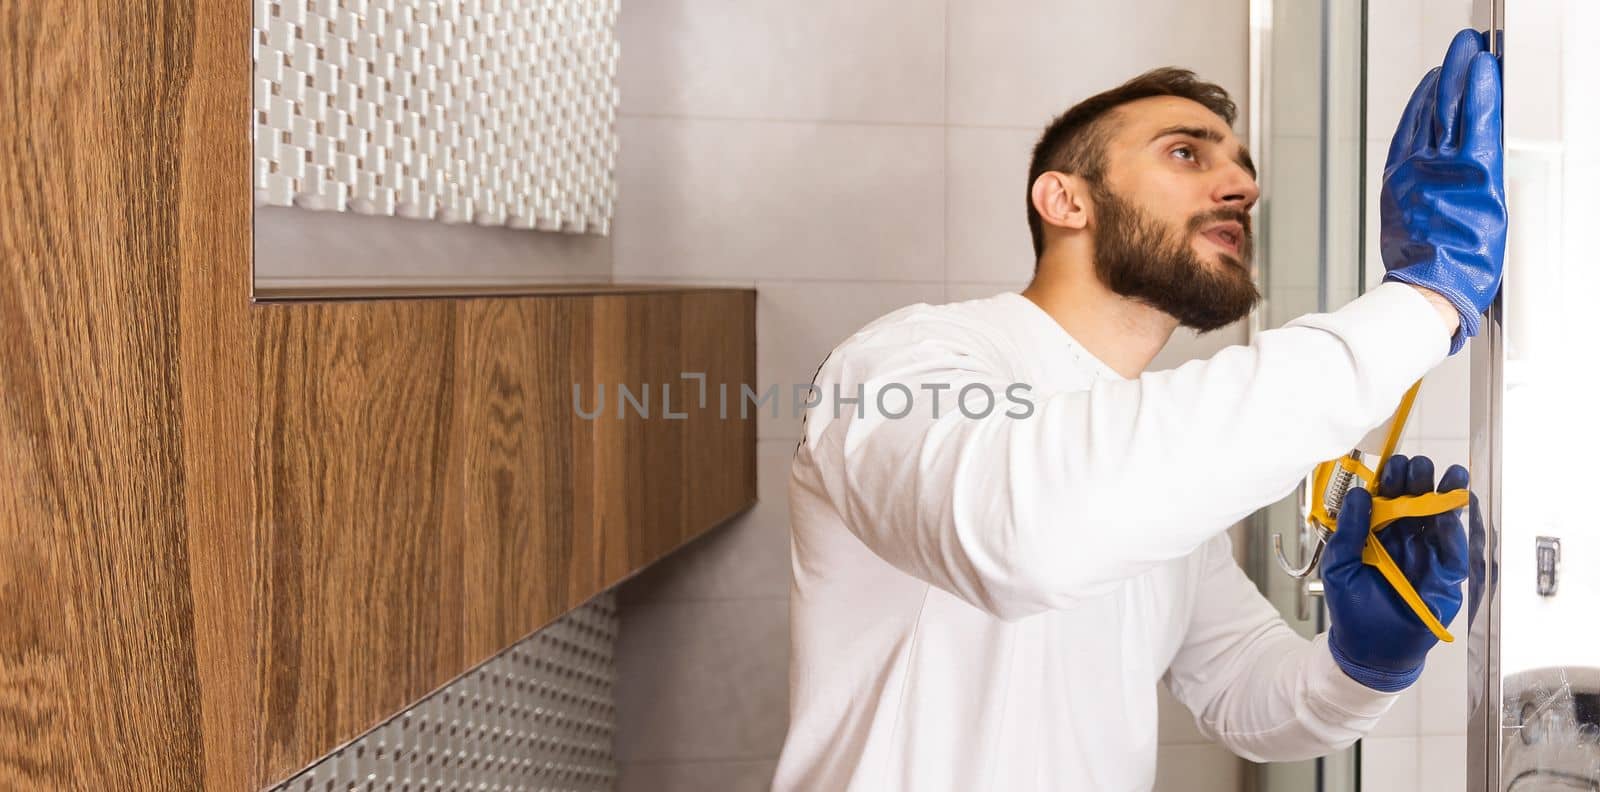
[773,30,1505,792]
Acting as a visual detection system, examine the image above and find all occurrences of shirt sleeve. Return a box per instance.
[1162,533,1396,761]
[797,282,1449,620]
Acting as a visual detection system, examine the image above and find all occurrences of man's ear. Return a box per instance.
[1030,171,1091,233]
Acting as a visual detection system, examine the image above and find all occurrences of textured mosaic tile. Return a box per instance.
[269,592,618,791]
[253,0,618,233]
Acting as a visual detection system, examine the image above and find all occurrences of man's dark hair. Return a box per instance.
[1026,68,1237,261]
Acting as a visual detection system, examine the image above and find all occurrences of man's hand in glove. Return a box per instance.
[1323,455,1470,692]
[1381,29,1507,354]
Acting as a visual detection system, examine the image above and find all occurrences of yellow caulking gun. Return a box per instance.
[1272,380,1471,642]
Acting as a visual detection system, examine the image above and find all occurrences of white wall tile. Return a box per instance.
[948,281,1025,303]
[1565,161,1600,245]
[1419,734,1468,791]
[1420,0,1477,54]
[254,205,613,287]
[1156,684,1208,745]
[1322,132,1365,305]
[1265,286,1320,330]
[1366,0,1426,142]
[1153,743,1242,792]
[1226,522,1251,567]
[613,276,760,288]
[946,126,1039,284]
[947,0,1248,129]
[1419,607,1471,736]
[1565,6,1600,164]
[1364,136,1387,294]
[620,440,797,604]
[1416,345,1471,441]
[1267,0,1325,139]
[619,0,945,124]
[1148,320,1248,372]
[1369,686,1422,738]
[614,598,790,762]
[1499,0,1564,145]
[756,280,946,441]
[1395,407,1425,456]
[1381,436,1464,490]
[1264,134,1321,292]
[618,759,778,792]
[613,117,945,283]
[1403,438,1470,478]
[1361,736,1421,792]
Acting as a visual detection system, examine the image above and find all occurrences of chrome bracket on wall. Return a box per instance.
[1535,536,1560,598]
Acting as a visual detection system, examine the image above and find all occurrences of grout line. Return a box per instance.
[606,277,760,288]
[944,122,1042,131]
[943,0,952,129]
[618,109,1039,134]
[1155,738,1233,748]
[745,276,947,287]
[942,155,950,301]
[617,594,791,607]
[943,0,952,301]
[617,757,782,768]
[618,111,945,129]
[256,274,607,282]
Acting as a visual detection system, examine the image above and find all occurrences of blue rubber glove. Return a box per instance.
[1380,29,1507,355]
[1323,456,1470,692]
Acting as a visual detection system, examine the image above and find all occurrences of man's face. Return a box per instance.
[1088,96,1261,331]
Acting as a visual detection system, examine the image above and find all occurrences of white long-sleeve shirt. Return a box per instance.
[772,282,1450,791]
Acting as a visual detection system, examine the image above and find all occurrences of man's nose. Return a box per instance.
[1215,164,1260,210]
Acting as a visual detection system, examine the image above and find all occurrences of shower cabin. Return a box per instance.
[1245,0,1599,789]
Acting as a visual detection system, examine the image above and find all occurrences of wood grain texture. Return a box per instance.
[677,291,760,545]
[1,1,208,789]
[0,1,758,789]
[252,301,466,778]
[179,0,260,788]
[458,297,582,660]
[455,293,757,661]
[244,293,755,788]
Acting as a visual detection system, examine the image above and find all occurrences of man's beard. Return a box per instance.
[1090,183,1260,332]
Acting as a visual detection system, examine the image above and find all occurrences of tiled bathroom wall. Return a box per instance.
[609,2,1251,790]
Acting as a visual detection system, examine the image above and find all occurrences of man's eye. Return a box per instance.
[1172,145,1197,162]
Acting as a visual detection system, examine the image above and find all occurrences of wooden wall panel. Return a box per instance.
[453,292,758,663]
[626,295,688,566]
[586,296,634,583]
[179,0,263,787]
[1,1,208,789]
[243,294,756,785]
[458,297,587,660]
[252,301,467,777]
[0,1,759,789]
[679,291,760,541]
